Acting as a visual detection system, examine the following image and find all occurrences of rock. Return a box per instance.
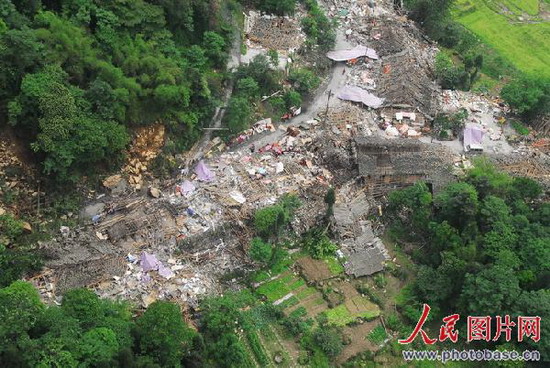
[80,202,105,221]
[103,174,128,196]
[274,353,284,364]
[103,174,122,189]
[22,221,32,233]
[0,207,5,216]
[149,187,161,198]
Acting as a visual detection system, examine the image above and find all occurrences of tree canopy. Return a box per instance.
[387,161,549,359]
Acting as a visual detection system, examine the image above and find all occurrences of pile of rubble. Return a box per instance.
[0,139,40,218]
[122,124,165,190]
[245,10,306,51]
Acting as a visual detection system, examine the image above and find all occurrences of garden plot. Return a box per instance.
[296,255,344,282]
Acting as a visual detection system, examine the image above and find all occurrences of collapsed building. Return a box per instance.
[354,136,456,196]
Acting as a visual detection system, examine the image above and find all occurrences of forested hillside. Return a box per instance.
[387,159,549,359]
[0,0,235,181]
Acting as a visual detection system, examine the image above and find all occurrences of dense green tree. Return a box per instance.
[249,237,272,264]
[288,68,320,94]
[203,31,226,69]
[388,181,433,237]
[312,326,343,358]
[225,96,252,134]
[253,0,296,15]
[501,76,549,117]
[235,77,260,100]
[61,288,103,330]
[77,327,119,367]
[461,265,521,315]
[135,301,196,367]
[434,182,478,232]
[0,281,44,345]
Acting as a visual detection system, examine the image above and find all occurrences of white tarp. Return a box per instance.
[326,45,379,61]
[337,85,385,109]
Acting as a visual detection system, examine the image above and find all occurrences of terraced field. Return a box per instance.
[453,0,550,77]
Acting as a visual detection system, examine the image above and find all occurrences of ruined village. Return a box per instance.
[1,0,549,366]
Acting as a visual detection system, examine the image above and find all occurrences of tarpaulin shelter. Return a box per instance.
[195,160,215,181]
[141,252,160,272]
[326,45,379,61]
[463,123,484,152]
[337,85,385,109]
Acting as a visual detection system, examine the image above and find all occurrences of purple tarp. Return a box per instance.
[141,252,160,272]
[463,123,484,150]
[140,251,174,280]
[326,45,379,61]
[337,85,385,109]
[195,160,215,182]
[180,180,195,197]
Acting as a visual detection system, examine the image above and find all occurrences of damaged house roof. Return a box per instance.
[354,137,455,192]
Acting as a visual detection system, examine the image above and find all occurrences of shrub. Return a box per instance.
[312,326,343,358]
[284,90,302,109]
[510,120,530,136]
[301,229,338,259]
[249,237,272,264]
[288,68,320,94]
[367,325,387,345]
[246,331,269,366]
[501,76,549,117]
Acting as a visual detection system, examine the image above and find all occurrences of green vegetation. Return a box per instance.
[324,256,344,275]
[249,237,273,265]
[253,194,301,239]
[0,214,42,288]
[510,120,530,136]
[324,298,380,327]
[301,0,336,52]
[431,108,468,140]
[301,228,338,259]
[367,325,387,345]
[454,0,550,78]
[386,159,549,360]
[501,75,550,117]
[249,0,297,15]
[0,285,197,367]
[0,0,237,182]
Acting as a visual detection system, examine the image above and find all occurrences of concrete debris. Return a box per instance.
[245,10,306,51]
[148,187,162,198]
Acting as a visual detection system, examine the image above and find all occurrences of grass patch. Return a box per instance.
[279,296,300,309]
[324,256,344,275]
[453,0,550,77]
[510,120,530,135]
[252,270,272,283]
[295,286,317,300]
[499,0,540,16]
[289,306,308,319]
[324,299,380,327]
[257,277,297,302]
[367,325,387,345]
